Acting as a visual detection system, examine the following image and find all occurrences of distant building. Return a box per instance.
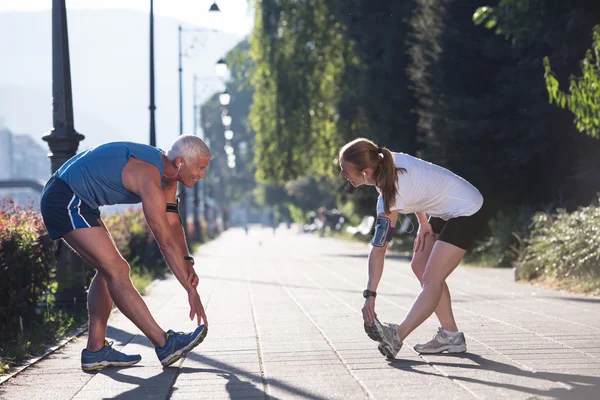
[11,133,51,181]
[0,127,12,180]
[0,129,51,207]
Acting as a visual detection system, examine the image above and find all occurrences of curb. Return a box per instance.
[0,326,88,386]
[0,277,163,386]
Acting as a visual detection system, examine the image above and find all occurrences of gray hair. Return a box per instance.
[166,134,213,161]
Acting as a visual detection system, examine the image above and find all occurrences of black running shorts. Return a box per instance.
[428,208,487,250]
[40,175,101,240]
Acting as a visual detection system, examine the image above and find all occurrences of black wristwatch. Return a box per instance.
[363,289,377,299]
[184,256,195,266]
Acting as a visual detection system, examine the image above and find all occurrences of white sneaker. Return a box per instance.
[414,327,467,354]
[365,317,403,359]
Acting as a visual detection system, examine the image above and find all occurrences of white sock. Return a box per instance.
[443,329,461,337]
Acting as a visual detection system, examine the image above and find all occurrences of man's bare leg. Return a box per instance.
[63,226,167,348]
[86,273,114,351]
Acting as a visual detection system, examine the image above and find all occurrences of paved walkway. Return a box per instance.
[1,227,599,399]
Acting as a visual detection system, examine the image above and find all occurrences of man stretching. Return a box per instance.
[40,135,210,370]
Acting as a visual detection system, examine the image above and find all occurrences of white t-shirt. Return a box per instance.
[376,152,483,220]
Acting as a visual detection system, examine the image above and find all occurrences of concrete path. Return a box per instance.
[1,227,599,399]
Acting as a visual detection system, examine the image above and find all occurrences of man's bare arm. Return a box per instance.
[162,181,191,253]
[162,181,198,287]
[136,168,194,293]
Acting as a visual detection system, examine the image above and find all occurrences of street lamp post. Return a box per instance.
[192,74,224,241]
[149,0,156,146]
[177,4,220,243]
[177,25,188,241]
[42,0,87,308]
[192,74,203,243]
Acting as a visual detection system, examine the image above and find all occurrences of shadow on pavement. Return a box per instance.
[186,352,328,400]
[197,274,417,299]
[102,326,325,400]
[325,253,412,261]
[95,367,280,400]
[388,352,599,400]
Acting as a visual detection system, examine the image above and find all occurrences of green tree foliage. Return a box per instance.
[327,2,420,156]
[410,0,600,211]
[249,0,600,221]
[473,0,600,207]
[250,0,347,182]
[474,1,600,139]
[249,1,420,216]
[410,0,544,208]
[544,26,600,139]
[250,1,419,182]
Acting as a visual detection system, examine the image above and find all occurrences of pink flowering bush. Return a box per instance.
[103,208,165,273]
[0,199,56,336]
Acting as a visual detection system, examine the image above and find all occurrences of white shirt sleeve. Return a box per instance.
[377,194,384,215]
[377,192,405,215]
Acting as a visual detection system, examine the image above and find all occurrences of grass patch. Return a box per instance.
[130,262,169,296]
[462,253,502,268]
[0,309,87,377]
[0,262,169,377]
[525,276,600,296]
[131,271,155,296]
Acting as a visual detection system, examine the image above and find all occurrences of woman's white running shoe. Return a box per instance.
[414,327,467,354]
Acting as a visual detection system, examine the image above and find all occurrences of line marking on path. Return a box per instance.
[268,263,376,400]
[310,255,584,392]
[247,274,272,399]
[295,256,481,400]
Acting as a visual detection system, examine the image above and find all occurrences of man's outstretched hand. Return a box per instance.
[187,265,199,288]
[188,289,208,326]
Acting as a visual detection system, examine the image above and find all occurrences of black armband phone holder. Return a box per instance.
[371,216,395,247]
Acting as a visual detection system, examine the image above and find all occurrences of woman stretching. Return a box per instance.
[338,138,485,359]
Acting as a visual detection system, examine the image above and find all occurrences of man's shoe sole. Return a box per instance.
[82,358,141,371]
[413,343,467,354]
[161,326,208,367]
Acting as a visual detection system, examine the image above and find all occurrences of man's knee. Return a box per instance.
[99,258,131,283]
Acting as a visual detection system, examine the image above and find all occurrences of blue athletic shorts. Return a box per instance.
[40,175,101,240]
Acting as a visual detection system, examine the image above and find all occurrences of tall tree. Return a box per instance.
[410,0,600,210]
[249,0,347,183]
[472,0,600,205]
[249,0,419,216]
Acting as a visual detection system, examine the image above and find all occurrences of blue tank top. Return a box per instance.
[57,142,165,209]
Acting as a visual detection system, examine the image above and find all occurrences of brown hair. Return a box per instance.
[339,138,406,215]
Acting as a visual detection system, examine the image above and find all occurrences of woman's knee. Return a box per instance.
[421,272,445,292]
[411,259,426,281]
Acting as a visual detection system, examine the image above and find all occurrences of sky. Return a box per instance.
[0,0,254,36]
[0,0,254,153]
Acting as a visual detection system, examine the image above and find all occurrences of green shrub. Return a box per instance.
[515,200,600,282]
[0,204,170,375]
[0,199,56,338]
[466,207,534,267]
[103,208,165,275]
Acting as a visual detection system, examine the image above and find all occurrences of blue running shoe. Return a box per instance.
[155,325,208,367]
[81,340,141,371]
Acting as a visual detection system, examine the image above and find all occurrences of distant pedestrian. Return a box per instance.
[338,138,486,359]
[40,135,210,371]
